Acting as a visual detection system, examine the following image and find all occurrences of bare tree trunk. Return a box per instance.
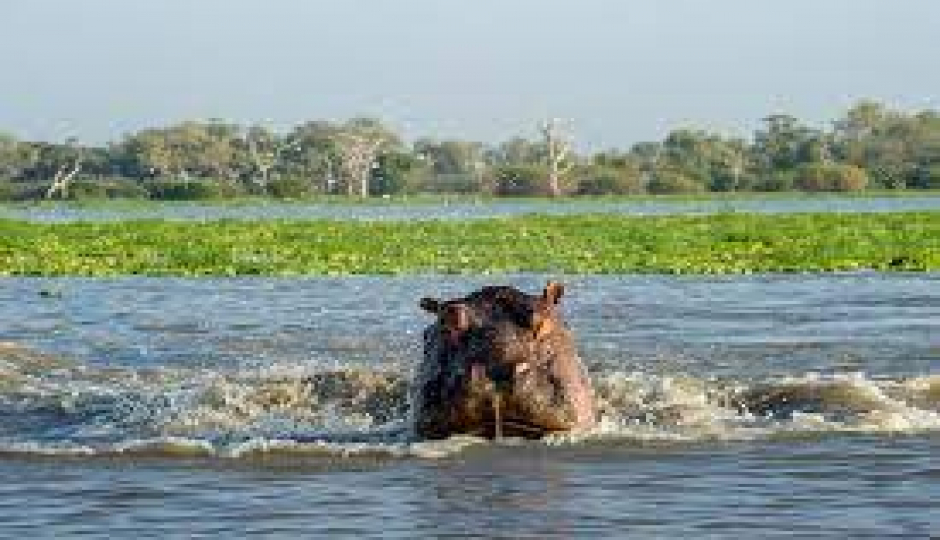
[323,155,338,194]
[731,152,744,191]
[246,131,295,192]
[45,157,82,199]
[335,131,386,198]
[359,168,370,198]
[540,118,573,197]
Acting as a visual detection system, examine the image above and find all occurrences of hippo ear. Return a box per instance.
[420,297,442,314]
[543,281,565,305]
[441,303,470,332]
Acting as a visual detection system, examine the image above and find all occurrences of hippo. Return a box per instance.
[410,281,596,439]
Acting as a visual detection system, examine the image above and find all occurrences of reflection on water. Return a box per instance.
[0,274,938,537]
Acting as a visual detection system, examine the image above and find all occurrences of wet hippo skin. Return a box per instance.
[411,281,597,439]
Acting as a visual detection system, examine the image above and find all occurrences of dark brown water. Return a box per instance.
[1,275,938,537]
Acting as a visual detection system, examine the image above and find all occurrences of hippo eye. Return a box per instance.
[495,298,535,329]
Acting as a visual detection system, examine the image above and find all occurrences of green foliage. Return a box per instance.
[414,139,484,175]
[67,177,151,200]
[647,168,706,194]
[486,137,544,167]
[755,170,796,192]
[793,163,869,192]
[0,212,936,276]
[266,176,313,199]
[577,155,645,195]
[415,172,484,194]
[144,178,242,200]
[371,151,421,195]
[2,99,940,199]
[754,114,820,171]
[575,165,644,195]
[909,165,940,189]
[0,179,13,201]
[489,164,549,196]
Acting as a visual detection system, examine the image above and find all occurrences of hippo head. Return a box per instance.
[411,282,596,439]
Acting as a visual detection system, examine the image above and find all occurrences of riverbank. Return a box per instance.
[1,212,937,276]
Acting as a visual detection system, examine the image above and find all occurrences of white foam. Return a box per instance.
[1,357,938,459]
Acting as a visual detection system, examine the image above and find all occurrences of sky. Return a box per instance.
[2,0,938,149]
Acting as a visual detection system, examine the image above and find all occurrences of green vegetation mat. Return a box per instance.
[1,212,937,276]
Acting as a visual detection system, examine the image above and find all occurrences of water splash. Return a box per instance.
[1,342,937,459]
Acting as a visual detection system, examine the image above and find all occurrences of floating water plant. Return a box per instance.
[0,212,937,276]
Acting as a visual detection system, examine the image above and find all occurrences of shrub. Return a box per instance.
[908,164,940,189]
[575,166,645,195]
[266,176,312,199]
[415,172,482,194]
[488,164,550,196]
[647,169,706,194]
[68,177,150,200]
[793,163,869,192]
[0,179,13,201]
[755,170,796,192]
[145,178,242,200]
[371,152,421,196]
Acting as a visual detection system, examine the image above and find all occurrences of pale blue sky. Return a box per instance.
[2,0,938,148]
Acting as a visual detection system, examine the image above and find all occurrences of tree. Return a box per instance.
[119,121,241,183]
[412,138,485,193]
[754,114,817,171]
[629,141,662,192]
[834,100,888,146]
[660,129,710,186]
[283,120,343,193]
[575,165,644,195]
[578,151,645,194]
[243,125,297,193]
[332,118,396,197]
[0,133,32,180]
[486,137,543,167]
[334,130,386,197]
[489,164,548,196]
[709,138,754,191]
[44,137,85,199]
[119,128,175,178]
[829,101,934,189]
[371,151,422,195]
[4,99,940,199]
[540,118,575,197]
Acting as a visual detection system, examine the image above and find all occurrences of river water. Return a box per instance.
[1,274,937,537]
[2,195,940,222]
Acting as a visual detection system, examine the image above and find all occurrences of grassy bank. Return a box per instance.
[0,212,937,276]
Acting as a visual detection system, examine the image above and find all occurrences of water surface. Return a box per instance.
[1,274,938,537]
[3,195,940,222]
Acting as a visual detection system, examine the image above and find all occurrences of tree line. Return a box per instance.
[1,100,938,201]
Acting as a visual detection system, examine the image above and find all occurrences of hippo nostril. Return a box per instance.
[488,364,514,386]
